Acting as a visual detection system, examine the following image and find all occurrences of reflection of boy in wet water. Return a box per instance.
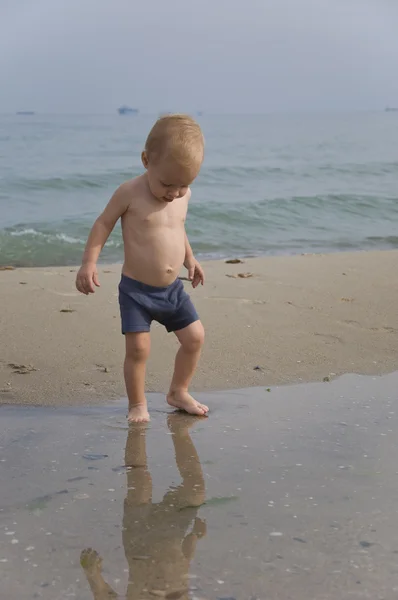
[81,415,206,599]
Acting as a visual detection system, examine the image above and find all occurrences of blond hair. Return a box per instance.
[145,114,204,167]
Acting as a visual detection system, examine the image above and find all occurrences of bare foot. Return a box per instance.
[167,390,209,416]
[127,404,150,423]
[80,548,118,599]
[167,412,198,433]
[80,547,103,575]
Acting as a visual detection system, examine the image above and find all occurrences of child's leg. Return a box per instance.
[124,332,151,423]
[167,413,206,505]
[167,321,208,416]
[123,424,153,599]
[167,414,206,561]
[124,423,152,505]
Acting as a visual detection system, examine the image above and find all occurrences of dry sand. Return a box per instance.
[0,250,397,407]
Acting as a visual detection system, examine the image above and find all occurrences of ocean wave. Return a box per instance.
[200,165,285,181]
[9,228,84,244]
[3,166,281,193]
[318,162,398,176]
[366,235,398,246]
[200,162,398,183]
[6,227,121,247]
[1,204,398,268]
[9,228,43,237]
[8,228,87,245]
[0,225,123,267]
[2,160,397,196]
[1,192,398,268]
[190,194,398,222]
[2,170,137,193]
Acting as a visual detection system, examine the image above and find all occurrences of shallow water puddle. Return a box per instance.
[1,373,398,599]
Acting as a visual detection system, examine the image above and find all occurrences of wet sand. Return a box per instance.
[1,250,398,407]
[1,372,398,599]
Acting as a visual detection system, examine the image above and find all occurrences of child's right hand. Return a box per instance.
[76,263,100,295]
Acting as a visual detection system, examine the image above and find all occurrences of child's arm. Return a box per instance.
[76,183,130,295]
[183,231,205,288]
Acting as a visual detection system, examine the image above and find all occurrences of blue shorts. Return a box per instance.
[118,275,199,334]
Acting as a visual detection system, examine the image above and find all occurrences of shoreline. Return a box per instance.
[2,244,398,270]
[1,249,398,407]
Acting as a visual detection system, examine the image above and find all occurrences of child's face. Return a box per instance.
[142,152,201,202]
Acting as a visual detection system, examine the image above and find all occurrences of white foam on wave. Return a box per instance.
[55,233,84,244]
[10,229,83,244]
[8,228,119,247]
[10,228,43,237]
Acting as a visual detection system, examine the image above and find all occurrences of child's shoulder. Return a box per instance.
[118,175,142,193]
[114,175,144,203]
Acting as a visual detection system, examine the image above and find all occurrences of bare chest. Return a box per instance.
[123,198,187,232]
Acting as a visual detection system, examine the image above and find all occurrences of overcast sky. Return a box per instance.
[1,0,397,114]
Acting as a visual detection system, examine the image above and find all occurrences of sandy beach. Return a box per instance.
[1,250,397,407]
[2,250,398,599]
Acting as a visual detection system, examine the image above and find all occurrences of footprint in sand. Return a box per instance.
[314,332,344,344]
[342,319,361,326]
[342,320,397,334]
[286,301,315,310]
[8,363,38,375]
[226,272,254,279]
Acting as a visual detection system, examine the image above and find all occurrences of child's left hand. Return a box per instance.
[185,258,205,288]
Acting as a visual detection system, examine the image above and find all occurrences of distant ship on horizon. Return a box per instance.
[16,111,35,115]
[117,106,139,115]
[385,106,398,112]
